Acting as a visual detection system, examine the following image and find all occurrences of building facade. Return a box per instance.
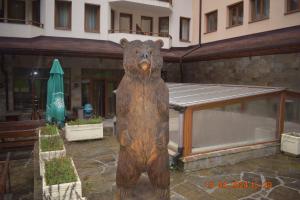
[0,0,300,121]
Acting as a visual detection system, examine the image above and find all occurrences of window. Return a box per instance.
[111,10,115,32]
[228,2,243,27]
[286,0,300,13]
[32,0,40,26]
[0,0,4,21]
[141,16,153,35]
[119,13,132,33]
[85,4,100,33]
[206,11,217,33]
[8,0,25,24]
[55,0,72,30]
[180,17,190,42]
[250,0,269,22]
[159,17,169,37]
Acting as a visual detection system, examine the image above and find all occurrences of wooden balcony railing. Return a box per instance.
[108,29,172,39]
[0,18,44,28]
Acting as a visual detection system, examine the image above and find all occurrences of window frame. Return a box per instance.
[205,10,218,34]
[55,0,72,31]
[159,16,169,37]
[249,0,270,23]
[179,17,191,42]
[227,1,244,28]
[84,3,100,33]
[285,0,300,14]
[141,16,153,35]
[119,13,132,33]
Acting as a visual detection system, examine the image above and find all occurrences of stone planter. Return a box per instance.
[41,158,85,200]
[39,127,59,137]
[281,132,300,156]
[65,123,103,141]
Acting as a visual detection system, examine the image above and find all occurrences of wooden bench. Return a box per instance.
[0,152,11,199]
[0,120,45,152]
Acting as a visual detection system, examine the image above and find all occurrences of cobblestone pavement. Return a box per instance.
[64,128,300,200]
[6,128,300,200]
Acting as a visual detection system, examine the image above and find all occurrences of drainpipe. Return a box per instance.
[179,0,202,83]
[0,54,8,111]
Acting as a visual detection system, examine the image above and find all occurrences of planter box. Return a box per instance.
[42,158,85,200]
[39,132,66,177]
[281,132,300,156]
[65,123,103,141]
[39,127,59,137]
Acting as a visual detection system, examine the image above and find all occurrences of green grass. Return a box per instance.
[45,157,77,185]
[40,124,58,136]
[40,136,64,152]
[68,117,102,125]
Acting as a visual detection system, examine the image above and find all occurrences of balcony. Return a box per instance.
[0,18,44,38]
[108,30,172,49]
[109,0,172,14]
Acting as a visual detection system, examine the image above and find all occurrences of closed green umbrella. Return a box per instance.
[46,59,65,125]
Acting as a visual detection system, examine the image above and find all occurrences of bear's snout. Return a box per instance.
[139,59,151,71]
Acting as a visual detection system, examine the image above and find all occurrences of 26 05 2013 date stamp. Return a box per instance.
[205,181,273,189]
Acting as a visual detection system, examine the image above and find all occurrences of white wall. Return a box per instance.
[201,0,300,44]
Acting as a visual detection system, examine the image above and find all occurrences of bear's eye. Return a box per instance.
[135,49,139,55]
[149,49,153,56]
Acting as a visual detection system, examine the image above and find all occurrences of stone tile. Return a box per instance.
[172,182,215,200]
[267,186,300,200]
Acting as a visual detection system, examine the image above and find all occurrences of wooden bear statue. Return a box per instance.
[116,39,170,200]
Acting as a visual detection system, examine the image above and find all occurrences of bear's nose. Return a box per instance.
[141,52,149,59]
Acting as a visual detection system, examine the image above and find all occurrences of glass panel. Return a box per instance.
[284,97,300,132]
[207,12,217,32]
[0,0,4,20]
[120,14,131,33]
[141,17,152,35]
[181,18,190,41]
[81,80,90,106]
[192,97,279,153]
[287,0,300,11]
[159,17,169,37]
[32,0,40,24]
[56,1,70,28]
[8,0,25,24]
[85,4,99,32]
[169,109,179,150]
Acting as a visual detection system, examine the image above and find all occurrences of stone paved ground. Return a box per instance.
[64,128,300,200]
[6,127,300,200]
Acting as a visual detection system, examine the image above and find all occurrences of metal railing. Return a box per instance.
[108,29,172,39]
[0,18,44,28]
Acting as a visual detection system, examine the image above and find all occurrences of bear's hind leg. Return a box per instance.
[116,148,141,200]
[147,150,170,200]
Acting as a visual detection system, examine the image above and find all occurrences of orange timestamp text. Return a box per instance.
[205,181,272,189]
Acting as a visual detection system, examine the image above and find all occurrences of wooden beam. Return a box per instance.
[183,107,193,157]
[277,92,286,137]
[0,129,36,139]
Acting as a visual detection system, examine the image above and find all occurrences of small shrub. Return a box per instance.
[68,117,102,125]
[41,136,64,152]
[45,157,77,185]
[41,124,58,136]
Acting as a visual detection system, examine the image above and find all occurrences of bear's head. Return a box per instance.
[120,39,164,80]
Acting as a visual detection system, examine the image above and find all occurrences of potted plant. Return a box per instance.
[42,157,84,200]
[281,132,300,156]
[65,117,103,141]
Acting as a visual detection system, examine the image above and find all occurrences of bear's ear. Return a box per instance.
[120,38,129,48]
[155,39,164,48]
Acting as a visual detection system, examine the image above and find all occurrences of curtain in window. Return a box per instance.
[57,3,69,27]
[181,19,189,41]
[141,18,152,34]
[159,18,169,36]
[120,15,131,33]
[86,6,97,31]
[288,0,299,11]
[263,0,270,17]
[207,13,217,32]
[8,0,25,23]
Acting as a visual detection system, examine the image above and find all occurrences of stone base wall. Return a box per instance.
[163,62,181,83]
[0,68,6,121]
[183,53,300,91]
[180,142,280,171]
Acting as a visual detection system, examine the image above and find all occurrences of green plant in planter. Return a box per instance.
[41,124,58,136]
[45,157,77,185]
[41,136,64,152]
[68,117,103,125]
